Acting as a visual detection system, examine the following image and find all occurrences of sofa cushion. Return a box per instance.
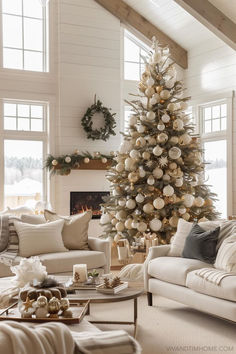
[186,270,236,302]
[38,250,106,274]
[148,257,213,286]
[215,234,236,271]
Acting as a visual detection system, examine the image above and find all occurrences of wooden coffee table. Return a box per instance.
[57,276,143,337]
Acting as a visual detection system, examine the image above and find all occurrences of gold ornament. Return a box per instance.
[156,86,163,93]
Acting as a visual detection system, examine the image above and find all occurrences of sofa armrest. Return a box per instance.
[88,237,111,273]
[144,245,171,291]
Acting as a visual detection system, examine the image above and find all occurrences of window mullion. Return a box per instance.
[21,0,24,69]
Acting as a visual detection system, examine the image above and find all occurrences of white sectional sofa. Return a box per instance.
[144,222,236,323]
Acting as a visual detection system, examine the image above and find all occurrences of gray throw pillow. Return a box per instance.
[182,223,220,264]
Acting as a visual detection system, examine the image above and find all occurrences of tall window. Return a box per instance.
[124,30,150,81]
[2,99,48,209]
[200,100,230,218]
[2,0,48,72]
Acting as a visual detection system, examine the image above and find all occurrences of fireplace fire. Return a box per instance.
[70,191,109,219]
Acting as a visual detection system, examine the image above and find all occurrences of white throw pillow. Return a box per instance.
[168,219,222,257]
[14,219,68,257]
[21,214,46,224]
[215,234,236,272]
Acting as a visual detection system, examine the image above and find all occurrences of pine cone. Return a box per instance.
[111,276,121,288]
[103,277,111,289]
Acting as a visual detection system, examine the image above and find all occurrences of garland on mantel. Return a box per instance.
[45,150,113,176]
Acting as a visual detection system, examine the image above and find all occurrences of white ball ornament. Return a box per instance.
[116,210,127,220]
[169,147,181,160]
[179,133,192,145]
[84,157,90,164]
[157,122,165,131]
[183,194,195,207]
[142,151,151,160]
[52,159,58,166]
[150,218,162,231]
[147,77,155,87]
[136,137,146,147]
[137,222,148,232]
[178,206,186,215]
[163,185,174,197]
[125,219,133,229]
[163,174,171,182]
[143,203,154,214]
[195,196,204,207]
[145,87,155,97]
[115,222,124,232]
[153,197,165,210]
[169,162,177,170]
[166,79,175,89]
[125,157,135,171]
[137,125,146,134]
[126,199,136,209]
[147,175,155,185]
[129,149,140,159]
[139,167,146,178]
[65,156,71,163]
[153,145,163,156]
[153,167,163,179]
[118,198,126,207]
[160,90,171,100]
[116,163,124,172]
[129,115,137,126]
[157,133,168,143]
[131,221,138,229]
[101,157,107,163]
[146,111,155,121]
[119,140,132,154]
[136,193,145,203]
[100,214,112,224]
[175,178,183,187]
[111,218,118,226]
[173,118,184,131]
[162,114,170,123]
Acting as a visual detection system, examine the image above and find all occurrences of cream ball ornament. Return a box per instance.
[84,157,90,164]
[129,149,140,159]
[147,77,155,87]
[153,145,163,156]
[167,103,176,111]
[128,172,139,183]
[126,199,136,209]
[182,212,190,221]
[116,162,124,172]
[145,87,155,97]
[136,137,146,147]
[179,133,192,145]
[169,216,179,228]
[169,136,179,145]
[175,177,183,187]
[116,210,127,220]
[137,222,148,232]
[111,218,118,226]
[146,111,155,121]
[125,218,133,229]
[150,93,160,105]
[150,218,162,231]
[119,140,132,154]
[161,114,170,123]
[118,198,126,207]
[153,167,163,179]
[153,197,165,210]
[178,206,186,215]
[136,193,145,203]
[195,196,204,207]
[169,162,177,170]
[183,194,195,207]
[129,115,137,126]
[137,125,146,134]
[163,185,174,197]
[125,157,136,171]
[157,122,165,131]
[157,133,168,143]
[52,159,58,166]
[169,147,181,160]
[131,221,138,229]
[163,174,171,182]
[147,175,155,185]
[173,118,184,131]
[142,151,151,160]
[65,156,71,163]
[160,90,171,100]
[115,222,124,232]
[165,79,175,89]
[143,203,154,214]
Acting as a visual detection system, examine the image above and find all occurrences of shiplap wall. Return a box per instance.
[54,0,121,235]
[184,37,236,214]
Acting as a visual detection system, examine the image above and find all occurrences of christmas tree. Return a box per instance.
[101,38,219,245]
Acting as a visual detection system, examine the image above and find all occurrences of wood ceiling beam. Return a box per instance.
[174,0,236,50]
[94,0,188,69]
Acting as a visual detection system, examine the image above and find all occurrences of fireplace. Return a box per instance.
[70,191,110,219]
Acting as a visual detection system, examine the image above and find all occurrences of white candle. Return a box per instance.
[73,264,88,283]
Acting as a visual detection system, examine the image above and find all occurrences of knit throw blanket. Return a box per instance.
[195,267,235,285]
[0,321,141,354]
[0,215,19,266]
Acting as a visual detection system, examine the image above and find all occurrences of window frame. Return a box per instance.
[198,96,233,218]
[0,0,49,73]
[0,98,49,210]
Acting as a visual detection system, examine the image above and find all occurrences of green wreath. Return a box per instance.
[81,97,116,141]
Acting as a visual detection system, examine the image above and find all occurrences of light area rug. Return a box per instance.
[86,295,236,354]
